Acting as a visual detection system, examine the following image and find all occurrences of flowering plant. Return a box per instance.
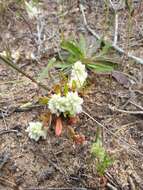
[69,61,87,89]
[26,60,87,141]
[26,121,47,141]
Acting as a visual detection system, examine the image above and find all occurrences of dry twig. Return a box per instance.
[109,104,143,115]
[0,55,49,91]
[80,4,143,64]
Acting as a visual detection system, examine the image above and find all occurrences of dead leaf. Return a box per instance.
[112,71,130,88]
[67,125,76,139]
[39,112,52,127]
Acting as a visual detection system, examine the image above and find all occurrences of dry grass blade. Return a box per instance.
[0,55,49,91]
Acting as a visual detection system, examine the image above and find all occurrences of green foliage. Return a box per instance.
[38,97,49,105]
[60,35,118,73]
[91,138,113,176]
[61,40,84,59]
[36,35,118,83]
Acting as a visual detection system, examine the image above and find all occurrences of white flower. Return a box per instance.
[25,1,40,19]
[48,92,83,116]
[26,122,47,141]
[69,61,88,89]
[48,94,67,116]
[65,92,83,116]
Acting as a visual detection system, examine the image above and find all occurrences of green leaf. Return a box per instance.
[87,63,114,72]
[38,97,49,105]
[97,155,113,176]
[61,40,83,59]
[99,41,112,56]
[79,34,87,56]
[54,61,73,70]
[87,57,118,73]
[63,83,69,96]
[91,139,105,161]
[91,138,113,176]
[38,57,56,81]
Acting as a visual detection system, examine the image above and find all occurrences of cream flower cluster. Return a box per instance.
[48,92,83,116]
[69,61,88,89]
[26,122,47,141]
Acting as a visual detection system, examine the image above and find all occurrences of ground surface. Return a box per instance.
[0,1,143,189]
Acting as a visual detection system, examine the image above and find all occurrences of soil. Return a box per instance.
[0,1,143,190]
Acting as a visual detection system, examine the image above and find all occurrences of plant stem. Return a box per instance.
[0,55,49,91]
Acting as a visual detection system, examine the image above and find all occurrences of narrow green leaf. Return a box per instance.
[63,83,69,96]
[54,61,73,70]
[38,97,49,105]
[99,41,112,56]
[61,40,83,58]
[87,63,114,72]
[79,34,87,56]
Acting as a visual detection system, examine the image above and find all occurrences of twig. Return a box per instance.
[35,146,69,182]
[105,171,120,188]
[129,101,143,111]
[128,176,136,190]
[0,129,18,136]
[109,0,115,9]
[26,188,87,190]
[0,152,10,170]
[36,15,45,58]
[115,121,141,134]
[1,111,8,130]
[82,110,143,157]
[0,176,17,188]
[109,104,143,115]
[0,55,49,91]
[0,104,45,119]
[113,13,118,46]
[80,4,143,64]
[107,183,118,190]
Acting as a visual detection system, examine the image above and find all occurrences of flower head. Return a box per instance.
[65,92,83,116]
[48,92,83,117]
[48,94,66,116]
[69,61,87,89]
[26,122,47,141]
